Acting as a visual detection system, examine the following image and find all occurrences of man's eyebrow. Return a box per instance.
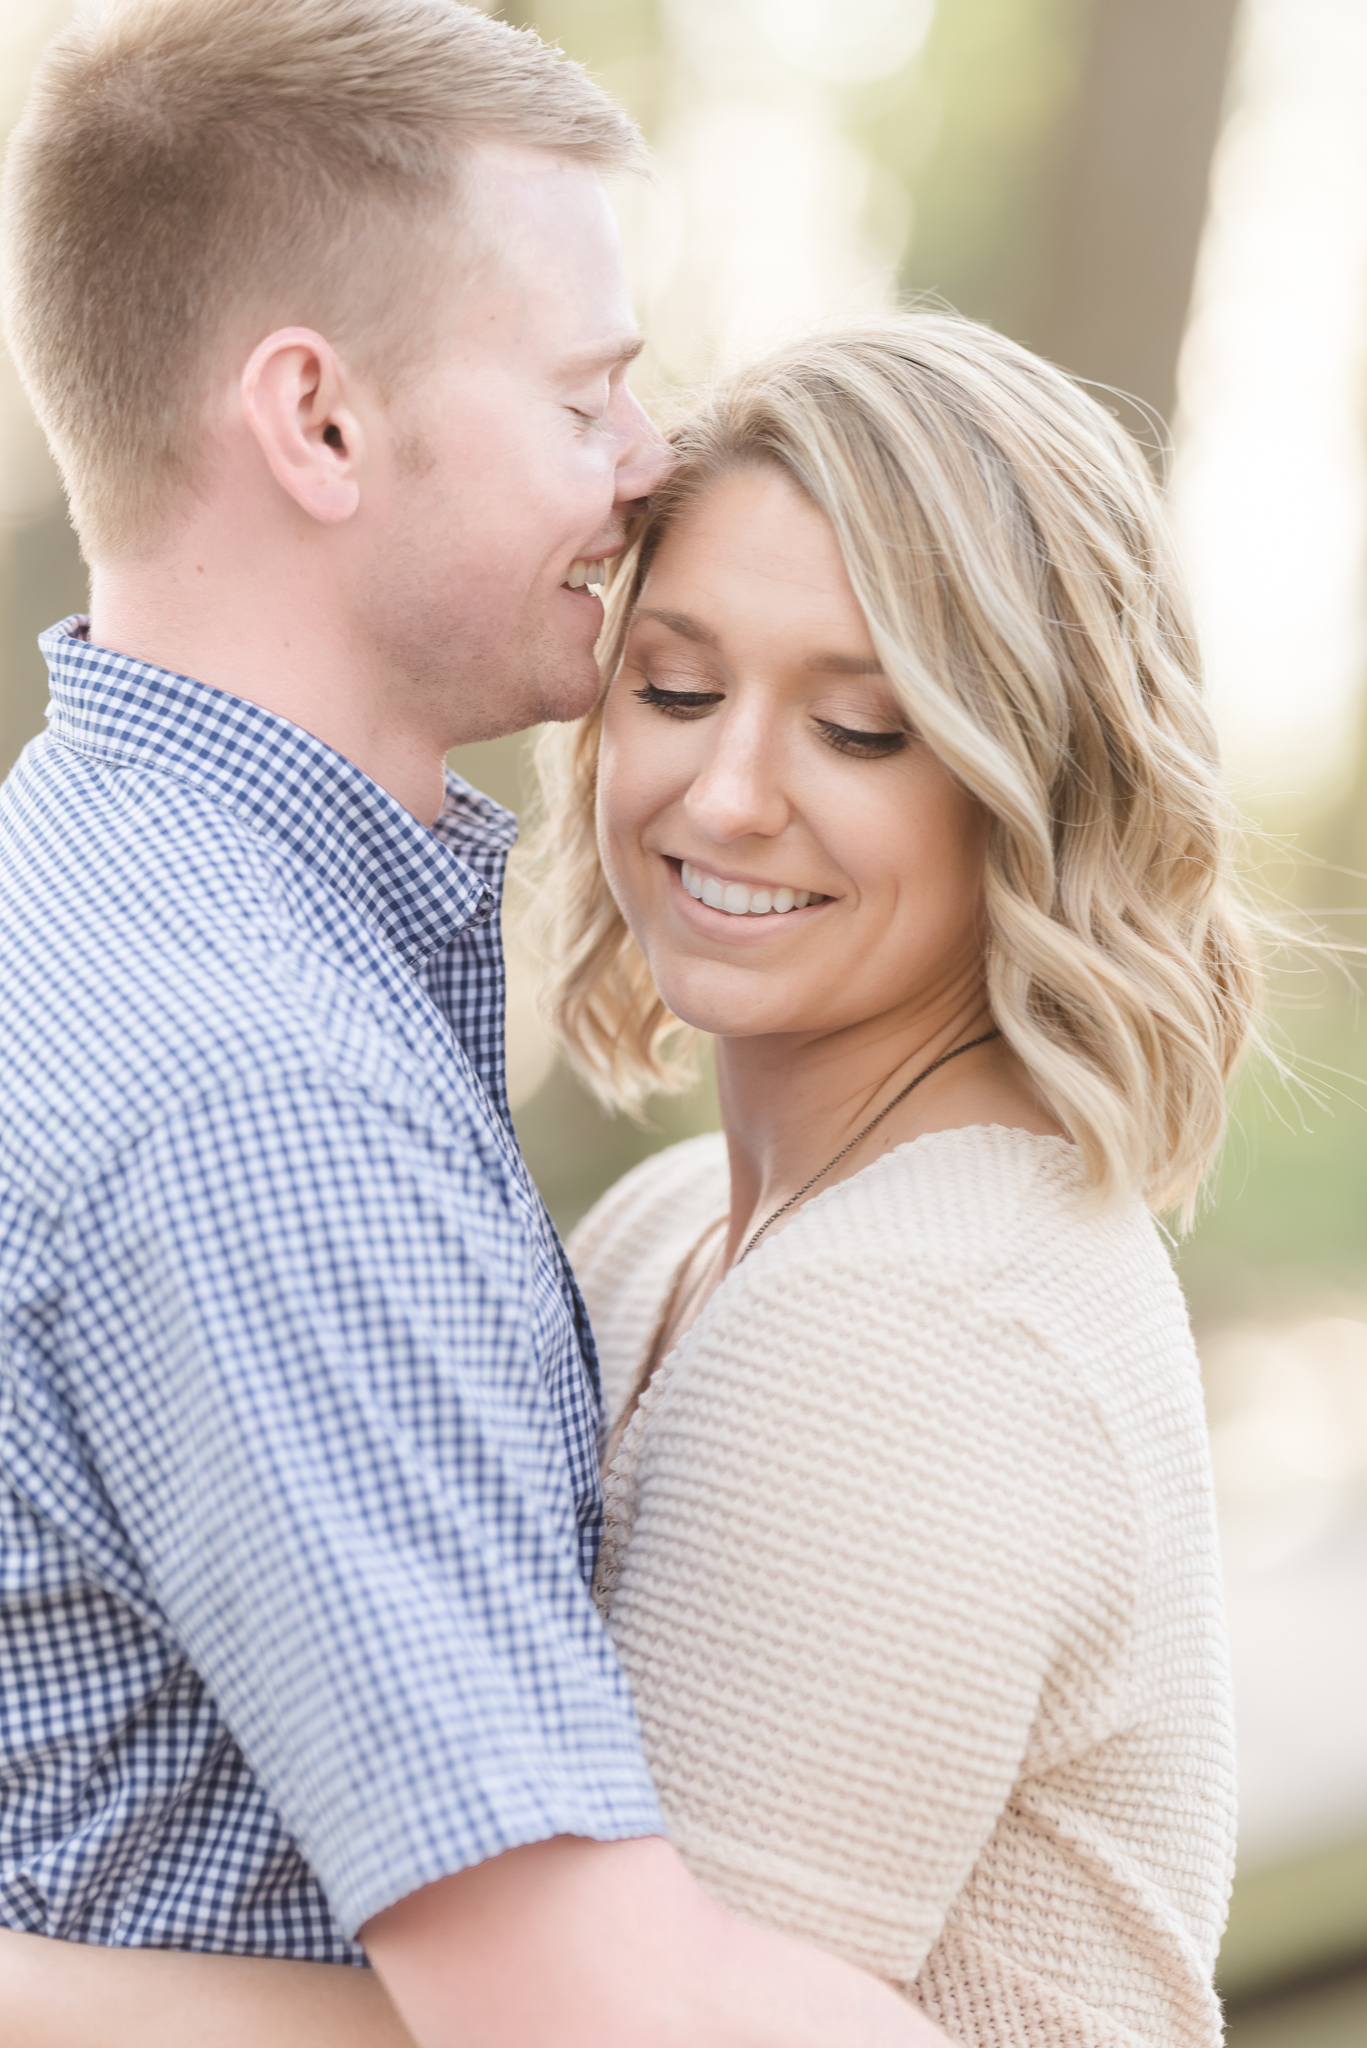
[634,607,721,648]
[559,334,647,379]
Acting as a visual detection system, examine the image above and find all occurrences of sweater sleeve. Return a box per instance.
[599,1160,1142,1989]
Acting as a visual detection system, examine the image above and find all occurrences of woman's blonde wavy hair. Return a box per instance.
[528,314,1262,1223]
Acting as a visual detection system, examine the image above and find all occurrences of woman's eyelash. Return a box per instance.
[632,681,910,753]
[633,681,723,718]
[815,719,910,758]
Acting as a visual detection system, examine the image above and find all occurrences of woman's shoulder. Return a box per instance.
[805,1122,1173,1289]
[746,1121,1198,1416]
[651,1123,1208,1616]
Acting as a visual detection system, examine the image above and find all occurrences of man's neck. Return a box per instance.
[88,558,448,825]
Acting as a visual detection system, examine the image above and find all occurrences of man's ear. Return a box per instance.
[239,328,362,525]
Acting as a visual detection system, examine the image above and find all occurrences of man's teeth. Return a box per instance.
[564,559,606,591]
[680,860,816,916]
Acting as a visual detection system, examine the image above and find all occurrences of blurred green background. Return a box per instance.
[4,2,1367,2039]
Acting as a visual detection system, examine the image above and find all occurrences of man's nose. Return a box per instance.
[612,386,672,507]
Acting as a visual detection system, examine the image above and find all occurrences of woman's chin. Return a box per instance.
[649,966,804,1044]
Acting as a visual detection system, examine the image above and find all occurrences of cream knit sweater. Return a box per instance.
[571,1125,1236,2048]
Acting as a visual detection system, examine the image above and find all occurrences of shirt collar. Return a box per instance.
[40,617,517,967]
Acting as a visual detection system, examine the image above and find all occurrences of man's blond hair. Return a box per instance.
[1,0,645,559]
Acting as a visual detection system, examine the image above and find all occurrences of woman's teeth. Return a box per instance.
[680,860,818,916]
[563,559,605,591]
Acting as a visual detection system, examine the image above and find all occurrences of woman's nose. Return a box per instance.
[684,722,790,845]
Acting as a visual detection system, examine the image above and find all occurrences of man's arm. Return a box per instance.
[0,1841,955,2048]
[364,1835,957,2048]
[0,1928,412,2048]
[69,1073,670,1941]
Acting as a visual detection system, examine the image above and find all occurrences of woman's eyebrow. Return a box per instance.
[801,653,887,676]
[634,610,885,681]
[634,607,720,647]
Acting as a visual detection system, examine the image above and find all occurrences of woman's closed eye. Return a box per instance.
[814,717,910,759]
[633,680,725,719]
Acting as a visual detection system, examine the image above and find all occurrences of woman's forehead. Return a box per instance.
[639,471,857,611]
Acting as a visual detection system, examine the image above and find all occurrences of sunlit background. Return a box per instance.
[3,3,1366,2041]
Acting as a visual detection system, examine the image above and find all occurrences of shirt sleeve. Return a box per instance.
[65,1070,664,1937]
[599,1221,1139,1988]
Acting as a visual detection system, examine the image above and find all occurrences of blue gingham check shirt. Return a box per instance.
[0,620,663,1958]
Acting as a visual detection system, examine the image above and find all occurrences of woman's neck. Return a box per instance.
[714,991,1057,1266]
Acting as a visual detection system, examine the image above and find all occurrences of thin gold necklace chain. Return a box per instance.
[738,1029,1003,1263]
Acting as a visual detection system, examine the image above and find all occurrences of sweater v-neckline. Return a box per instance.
[619,1124,1080,1451]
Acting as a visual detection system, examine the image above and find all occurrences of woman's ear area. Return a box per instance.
[238,326,363,525]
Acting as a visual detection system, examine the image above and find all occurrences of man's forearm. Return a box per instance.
[363,1834,955,2048]
[0,1927,412,2048]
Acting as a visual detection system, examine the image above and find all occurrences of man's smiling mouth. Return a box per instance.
[562,558,605,593]
[679,858,831,918]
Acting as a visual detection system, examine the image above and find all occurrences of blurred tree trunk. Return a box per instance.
[900,0,1241,444]
[1033,0,1242,440]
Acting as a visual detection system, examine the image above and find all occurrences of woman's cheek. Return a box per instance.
[593,764,652,944]
[600,714,691,858]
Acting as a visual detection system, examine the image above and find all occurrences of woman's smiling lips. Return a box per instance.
[667,856,833,935]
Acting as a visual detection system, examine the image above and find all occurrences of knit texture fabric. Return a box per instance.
[572,1125,1236,2048]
